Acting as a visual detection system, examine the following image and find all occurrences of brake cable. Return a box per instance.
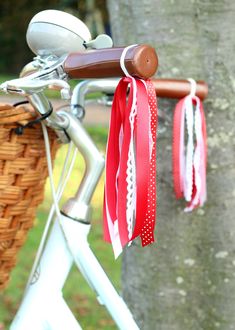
[14,100,53,135]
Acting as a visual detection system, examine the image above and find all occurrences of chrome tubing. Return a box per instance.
[59,110,105,223]
[71,78,120,111]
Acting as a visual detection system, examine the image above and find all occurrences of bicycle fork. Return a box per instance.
[10,112,139,330]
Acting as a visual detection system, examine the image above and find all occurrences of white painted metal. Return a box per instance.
[10,220,82,330]
[11,215,139,330]
[60,216,140,330]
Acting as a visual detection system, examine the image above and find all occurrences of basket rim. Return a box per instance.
[0,103,37,125]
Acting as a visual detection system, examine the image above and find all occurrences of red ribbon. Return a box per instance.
[172,95,207,211]
[103,77,158,256]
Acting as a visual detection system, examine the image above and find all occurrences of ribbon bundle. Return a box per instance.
[172,81,207,211]
[103,77,158,257]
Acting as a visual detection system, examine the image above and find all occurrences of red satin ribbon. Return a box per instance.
[172,95,207,211]
[141,80,157,246]
[104,77,158,255]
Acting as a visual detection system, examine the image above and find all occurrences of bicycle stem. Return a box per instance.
[59,110,105,223]
[27,93,105,224]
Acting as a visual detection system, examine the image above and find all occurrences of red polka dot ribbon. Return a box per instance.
[103,77,158,257]
[172,94,207,211]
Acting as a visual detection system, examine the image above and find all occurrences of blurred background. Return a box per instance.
[0,0,110,75]
[1,1,235,329]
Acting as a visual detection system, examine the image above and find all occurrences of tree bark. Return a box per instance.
[107,1,235,329]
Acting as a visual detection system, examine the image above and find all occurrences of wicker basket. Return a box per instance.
[0,102,60,290]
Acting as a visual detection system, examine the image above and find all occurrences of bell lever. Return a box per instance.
[83,34,113,49]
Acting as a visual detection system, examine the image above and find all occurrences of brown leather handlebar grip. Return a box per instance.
[152,79,208,100]
[64,44,158,79]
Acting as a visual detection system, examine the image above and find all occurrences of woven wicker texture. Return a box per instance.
[0,103,60,290]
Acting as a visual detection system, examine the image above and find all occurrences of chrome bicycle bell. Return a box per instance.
[26,10,92,57]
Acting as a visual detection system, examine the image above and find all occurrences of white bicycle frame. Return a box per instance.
[8,78,139,330]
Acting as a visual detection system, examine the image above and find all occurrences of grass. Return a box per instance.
[0,126,121,330]
[0,74,17,83]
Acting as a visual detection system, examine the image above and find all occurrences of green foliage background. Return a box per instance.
[0,1,59,74]
[0,0,109,74]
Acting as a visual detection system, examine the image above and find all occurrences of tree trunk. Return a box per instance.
[107,1,235,329]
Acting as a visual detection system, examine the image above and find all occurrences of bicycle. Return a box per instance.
[0,9,208,330]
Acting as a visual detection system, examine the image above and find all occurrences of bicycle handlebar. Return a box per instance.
[63,44,158,79]
[152,79,208,100]
[71,78,208,113]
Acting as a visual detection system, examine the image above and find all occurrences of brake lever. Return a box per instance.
[0,78,71,100]
[24,54,67,81]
